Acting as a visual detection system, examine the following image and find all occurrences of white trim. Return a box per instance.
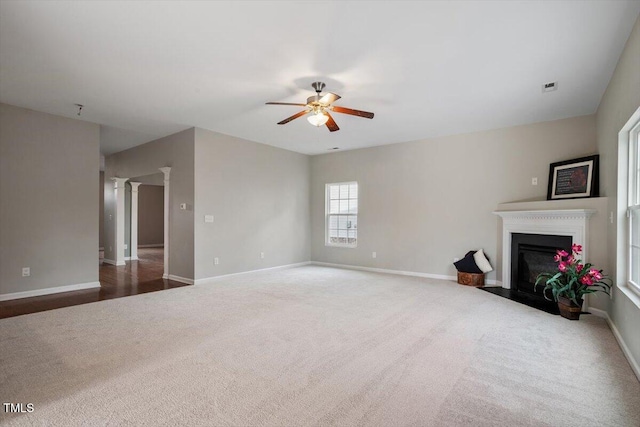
[587,307,640,382]
[617,107,640,309]
[159,167,171,279]
[124,256,139,261]
[0,281,101,301]
[311,261,500,285]
[101,258,123,266]
[325,181,358,248]
[167,274,194,285]
[138,244,164,248]
[129,182,141,261]
[494,209,595,289]
[195,262,312,285]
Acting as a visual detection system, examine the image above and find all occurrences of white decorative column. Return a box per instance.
[111,177,129,266]
[129,182,141,261]
[159,167,171,279]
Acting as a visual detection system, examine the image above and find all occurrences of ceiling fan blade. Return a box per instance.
[277,110,309,125]
[325,112,340,132]
[266,102,308,106]
[318,92,341,105]
[331,106,374,119]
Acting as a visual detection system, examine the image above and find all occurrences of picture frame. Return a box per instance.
[547,155,599,200]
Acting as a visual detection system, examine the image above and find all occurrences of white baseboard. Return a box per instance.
[0,281,101,301]
[102,258,117,265]
[311,261,500,285]
[587,307,640,381]
[195,261,312,285]
[138,244,164,248]
[167,274,194,285]
[124,256,139,261]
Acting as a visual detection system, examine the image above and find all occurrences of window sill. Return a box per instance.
[325,243,357,249]
[618,283,640,310]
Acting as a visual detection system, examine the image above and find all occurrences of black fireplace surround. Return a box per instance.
[511,233,572,299]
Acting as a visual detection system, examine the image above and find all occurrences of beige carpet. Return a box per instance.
[1,266,639,426]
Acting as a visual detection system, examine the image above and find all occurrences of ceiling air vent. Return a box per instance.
[542,81,558,93]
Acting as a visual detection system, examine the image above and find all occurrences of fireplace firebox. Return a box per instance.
[511,233,572,299]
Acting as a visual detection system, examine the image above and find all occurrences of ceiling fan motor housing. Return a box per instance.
[311,81,326,93]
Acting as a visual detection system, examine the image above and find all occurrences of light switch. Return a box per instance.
[205,215,214,223]
[180,203,187,210]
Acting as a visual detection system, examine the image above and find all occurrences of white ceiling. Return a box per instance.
[1,1,639,156]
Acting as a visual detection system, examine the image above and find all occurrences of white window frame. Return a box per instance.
[617,106,640,308]
[325,181,358,248]
[626,119,640,298]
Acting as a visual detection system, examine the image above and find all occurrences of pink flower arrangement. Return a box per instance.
[535,244,611,305]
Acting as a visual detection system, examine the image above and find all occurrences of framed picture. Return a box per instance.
[547,155,599,200]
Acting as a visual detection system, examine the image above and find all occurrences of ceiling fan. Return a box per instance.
[266,82,374,132]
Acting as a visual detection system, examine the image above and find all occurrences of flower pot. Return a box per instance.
[557,296,583,320]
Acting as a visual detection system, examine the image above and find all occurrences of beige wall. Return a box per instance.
[595,16,640,370]
[138,185,164,246]
[105,128,194,279]
[194,128,310,280]
[0,103,100,295]
[310,115,597,282]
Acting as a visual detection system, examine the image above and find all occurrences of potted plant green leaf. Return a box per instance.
[534,244,612,320]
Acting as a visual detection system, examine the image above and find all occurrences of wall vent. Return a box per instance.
[542,81,558,93]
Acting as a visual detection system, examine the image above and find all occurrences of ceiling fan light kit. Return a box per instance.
[307,111,329,127]
[266,81,374,132]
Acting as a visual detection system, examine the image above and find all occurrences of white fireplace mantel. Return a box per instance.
[493,209,596,289]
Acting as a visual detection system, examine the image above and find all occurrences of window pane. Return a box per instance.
[330,185,340,200]
[330,200,339,214]
[632,209,640,247]
[339,200,348,213]
[349,184,358,199]
[338,230,348,238]
[329,215,338,229]
[348,216,357,229]
[329,229,338,238]
[632,246,640,286]
[347,230,356,239]
[340,184,349,199]
[349,199,358,213]
[338,216,348,229]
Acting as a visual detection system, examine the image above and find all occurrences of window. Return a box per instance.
[627,119,640,296]
[326,182,358,247]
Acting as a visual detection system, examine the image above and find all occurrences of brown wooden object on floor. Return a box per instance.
[0,248,190,319]
[457,272,485,287]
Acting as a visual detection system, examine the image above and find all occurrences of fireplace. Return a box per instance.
[511,233,572,298]
[495,209,596,293]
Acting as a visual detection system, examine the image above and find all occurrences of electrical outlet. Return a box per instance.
[204,215,214,223]
[372,252,377,258]
[214,257,219,265]
[260,252,265,259]
[532,177,538,185]
[22,267,30,277]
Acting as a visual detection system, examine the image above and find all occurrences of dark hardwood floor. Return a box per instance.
[0,248,190,319]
